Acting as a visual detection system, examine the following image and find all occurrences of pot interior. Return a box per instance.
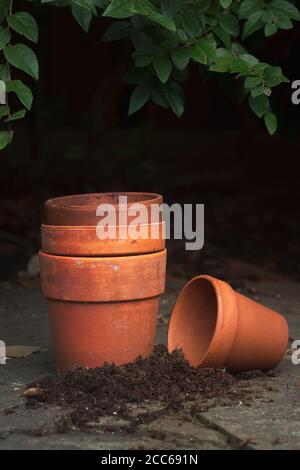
[168,277,217,367]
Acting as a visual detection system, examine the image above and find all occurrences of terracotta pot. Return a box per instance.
[39,250,166,302]
[47,298,160,375]
[39,250,166,373]
[41,222,165,256]
[45,192,163,226]
[167,275,288,371]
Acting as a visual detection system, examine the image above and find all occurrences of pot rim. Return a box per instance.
[168,274,239,367]
[39,248,166,263]
[41,221,165,231]
[39,249,167,302]
[45,192,163,212]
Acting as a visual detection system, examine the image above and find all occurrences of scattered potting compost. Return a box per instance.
[25,345,276,434]
[1,0,299,454]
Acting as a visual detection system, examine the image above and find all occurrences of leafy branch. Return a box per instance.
[0,0,299,150]
[0,0,37,149]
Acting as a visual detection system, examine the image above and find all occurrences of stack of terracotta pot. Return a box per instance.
[39,193,166,374]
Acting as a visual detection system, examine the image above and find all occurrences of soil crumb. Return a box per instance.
[25,345,271,432]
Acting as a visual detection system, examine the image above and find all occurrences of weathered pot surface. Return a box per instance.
[41,222,165,256]
[39,249,166,373]
[47,297,160,374]
[39,249,166,302]
[168,274,288,371]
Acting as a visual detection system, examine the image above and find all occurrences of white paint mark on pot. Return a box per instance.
[111,264,120,271]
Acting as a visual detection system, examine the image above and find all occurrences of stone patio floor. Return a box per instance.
[0,275,299,450]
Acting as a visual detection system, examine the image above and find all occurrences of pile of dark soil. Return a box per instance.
[26,345,273,432]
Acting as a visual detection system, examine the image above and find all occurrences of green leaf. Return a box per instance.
[210,50,234,72]
[103,0,133,18]
[161,0,181,18]
[264,65,287,87]
[242,12,264,39]
[0,105,9,118]
[4,44,39,81]
[210,57,233,72]
[0,130,11,150]
[132,0,176,31]
[73,0,97,15]
[166,82,185,117]
[94,0,108,6]
[151,82,169,108]
[264,22,278,36]
[239,53,259,66]
[180,9,200,38]
[5,80,33,110]
[219,13,239,37]
[264,111,278,135]
[244,76,261,88]
[231,42,247,55]
[270,0,300,20]
[0,63,9,80]
[128,83,151,114]
[250,85,265,97]
[197,38,217,60]
[230,58,251,74]
[6,109,26,122]
[213,26,231,48]
[153,53,172,83]
[103,0,176,31]
[0,0,10,25]
[189,41,207,65]
[71,5,93,32]
[220,0,232,8]
[249,94,269,117]
[171,48,190,70]
[103,21,131,41]
[7,12,38,43]
[0,26,11,50]
[276,15,293,30]
[131,36,159,67]
[239,0,264,19]
[130,30,154,50]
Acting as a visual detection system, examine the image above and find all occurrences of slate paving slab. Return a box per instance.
[0,275,299,450]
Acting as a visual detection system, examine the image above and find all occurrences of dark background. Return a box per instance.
[1,2,300,283]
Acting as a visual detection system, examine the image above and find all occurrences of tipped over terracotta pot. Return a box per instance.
[168,275,288,371]
[39,249,166,374]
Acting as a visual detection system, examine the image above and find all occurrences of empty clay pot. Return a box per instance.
[168,275,288,371]
[39,249,166,373]
[41,222,165,256]
[45,192,163,226]
[46,298,160,375]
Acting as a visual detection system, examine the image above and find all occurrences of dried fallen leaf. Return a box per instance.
[17,272,40,289]
[23,386,43,398]
[6,345,41,358]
